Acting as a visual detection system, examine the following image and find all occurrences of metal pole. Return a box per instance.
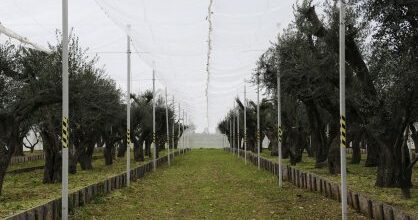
[61,0,69,218]
[182,110,185,153]
[126,24,132,187]
[165,87,170,166]
[237,102,240,157]
[172,96,175,159]
[178,104,181,154]
[152,64,156,171]
[257,73,260,170]
[244,84,247,165]
[277,72,283,188]
[230,119,232,149]
[187,114,190,149]
[233,102,236,155]
[310,135,312,152]
[222,133,225,148]
[339,1,348,219]
[185,114,187,149]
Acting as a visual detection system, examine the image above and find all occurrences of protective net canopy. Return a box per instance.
[0,0,294,132]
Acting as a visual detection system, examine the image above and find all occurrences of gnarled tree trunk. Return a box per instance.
[0,125,18,196]
[351,134,362,164]
[41,123,62,183]
[365,138,379,167]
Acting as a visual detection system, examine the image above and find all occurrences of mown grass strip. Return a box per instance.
[0,150,168,218]
[260,149,418,217]
[71,149,365,219]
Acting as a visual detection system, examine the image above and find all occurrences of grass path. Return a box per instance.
[0,150,167,218]
[71,149,365,219]
[261,150,418,216]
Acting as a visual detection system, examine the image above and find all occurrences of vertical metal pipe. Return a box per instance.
[182,110,185,154]
[165,87,170,166]
[178,104,181,154]
[339,1,348,219]
[237,101,240,157]
[222,133,225,148]
[277,72,282,187]
[185,114,188,149]
[244,84,247,164]
[233,102,236,155]
[230,119,232,148]
[126,24,131,187]
[61,0,69,218]
[187,114,190,149]
[172,96,175,159]
[152,64,156,171]
[257,73,260,170]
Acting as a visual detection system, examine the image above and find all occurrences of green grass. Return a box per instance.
[17,150,44,156]
[0,149,168,218]
[7,151,104,172]
[260,149,418,217]
[71,149,365,219]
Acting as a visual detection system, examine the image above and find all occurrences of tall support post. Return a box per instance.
[222,133,225,148]
[277,72,283,187]
[172,96,175,158]
[178,104,181,154]
[165,87,170,166]
[188,115,190,148]
[237,102,240,157]
[187,114,190,149]
[339,1,348,219]
[244,84,247,164]
[184,112,187,149]
[61,0,69,218]
[257,73,261,170]
[126,24,132,187]
[182,110,185,153]
[229,119,232,148]
[152,64,156,171]
[233,102,236,155]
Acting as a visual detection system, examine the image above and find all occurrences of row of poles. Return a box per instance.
[60,2,191,219]
[60,0,346,219]
[127,28,191,181]
[227,1,347,219]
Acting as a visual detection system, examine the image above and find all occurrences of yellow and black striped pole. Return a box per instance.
[244,84,247,164]
[61,1,69,218]
[277,62,283,188]
[62,117,69,149]
[165,87,170,167]
[126,24,132,186]
[340,116,347,148]
[339,1,348,219]
[152,64,156,171]
[257,73,260,170]
[172,96,175,159]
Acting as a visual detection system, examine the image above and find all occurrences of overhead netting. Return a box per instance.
[0,0,294,132]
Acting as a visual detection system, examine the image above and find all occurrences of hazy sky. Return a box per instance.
[0,0,296,133]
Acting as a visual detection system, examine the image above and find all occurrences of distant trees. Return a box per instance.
[218,0,418,198]
[0,34,185,195]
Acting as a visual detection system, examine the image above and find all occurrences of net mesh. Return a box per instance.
[0,0,295,132]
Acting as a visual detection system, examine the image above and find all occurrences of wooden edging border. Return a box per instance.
[224,148,417,220]
[10,148,108,166]
[8,155,105,174]
[5,148,191,220]
[10,153,46,165]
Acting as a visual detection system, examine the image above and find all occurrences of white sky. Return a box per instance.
[0,0,296,133]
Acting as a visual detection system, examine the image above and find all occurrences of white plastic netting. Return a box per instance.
[0,0,295,132]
